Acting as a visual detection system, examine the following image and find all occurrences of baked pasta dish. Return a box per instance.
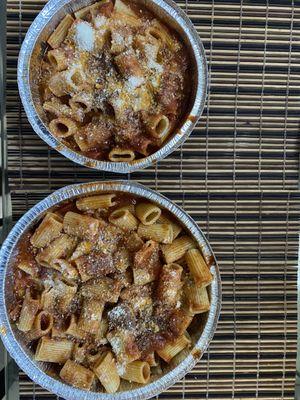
[9,193,213,393]
[39,0,190,162]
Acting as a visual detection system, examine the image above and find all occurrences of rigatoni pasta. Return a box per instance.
[109,208,138,231]
[49,117,78,138]
[17,289,40,332]
[26,311,54,341]
[39,0,190,162]
[35,337,74,363]
[157,334,191,363]
[9,191,213,394]
[156,263,183,307]
[145,114,170,139]
[47,49,69,71]
[121,361,150,384]
[108,148,136,162]
[186,248,213,288]
[16,261,38,277]
[47,14,74,48]
[162,235,195,264]
[93,351,120,393]
[137,223,173,244]
[158,214,182,240]
[184,281,211,315]
[136,202,161,225]
[76,194,116,211]
[30,212,63,248]
[78,299,104,334]
[59,359,95,390]
[63,211,100,238]
[36,234,77,267]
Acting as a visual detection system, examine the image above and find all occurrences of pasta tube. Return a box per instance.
[121,361,150,384]
[52,314,86,341]
[47,48,68,71]
[47,14,74,48]
[69,240,92,261]
[78,299,104,334]
[108,148,135,162]
[185,248,213,288]
[35,337,74,363]
[56,280,77,313]
[60,359,95,390]
[76,194,116,211]
[26,311,53,341]
[145,114,170,139]
[157,334,191,363]
[74,0,110,19]
[49,117,78,138]
[69,92,93,114]
[63,211,100,238]
[30,213,63,248]
[107,330,141,364]
[156,263,183,307]
[36,234,77,267]
[108,208,138,231]
[16,261,38,277]
[95,318,108,343]
[40,287,56,312]
[185,284,210,314]
[133,240,161,285]
[17,289,40,332]
[137,223,173,244]
[136,202,161,225]
[146,20,175,50]
[162,235,195,264]
[93,351,120,393]
[158,214,182,240]
[52,259,79,281]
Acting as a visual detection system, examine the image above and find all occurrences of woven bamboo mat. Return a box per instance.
[5,0,300,399]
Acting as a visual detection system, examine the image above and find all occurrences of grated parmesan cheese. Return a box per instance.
[113,32,125,46]
[147,59,163,74]
[112,32,133,49]
[75,21,95,52]
[126,76,144,90]
[116,362,126,376]
[144,43,157,61]
[94,15,107,29]
[109,335,123,355]
[143,42,163,75]
[176,300,182,309]
[43,277,55,288]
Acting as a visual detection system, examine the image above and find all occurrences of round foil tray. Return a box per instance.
[18,0,208,173]
[0,181,221,399]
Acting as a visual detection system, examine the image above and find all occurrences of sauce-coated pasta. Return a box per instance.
[39,0,190,162]
[9,193,212,393]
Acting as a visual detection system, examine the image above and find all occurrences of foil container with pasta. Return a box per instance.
[0,181,221,399]
[18,0,207,173]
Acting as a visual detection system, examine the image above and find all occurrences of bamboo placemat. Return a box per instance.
[5,0,300,399]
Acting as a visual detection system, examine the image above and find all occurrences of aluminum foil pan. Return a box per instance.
[18,0,207,174]
[0,181,221,399]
